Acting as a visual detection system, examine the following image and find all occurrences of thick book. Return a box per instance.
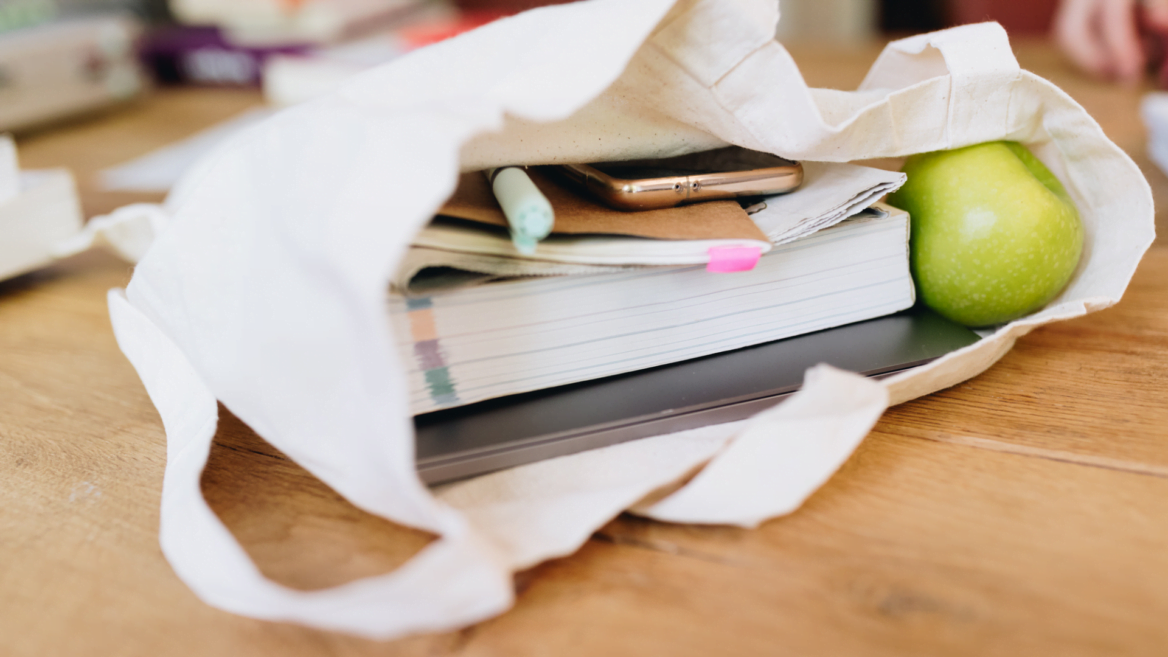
[388,204,915,415]
[170,0,424,46]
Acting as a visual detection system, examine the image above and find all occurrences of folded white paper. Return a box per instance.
[105,0,1153,640]
[751,161,905,244]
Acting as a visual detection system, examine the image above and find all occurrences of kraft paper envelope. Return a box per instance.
[441,168,769,241]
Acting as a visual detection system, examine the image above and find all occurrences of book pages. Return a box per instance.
[392,211,913,414]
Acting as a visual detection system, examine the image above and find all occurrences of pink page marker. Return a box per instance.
[706,246,762,273]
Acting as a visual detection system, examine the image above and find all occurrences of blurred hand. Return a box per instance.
[1054,0,1168,83]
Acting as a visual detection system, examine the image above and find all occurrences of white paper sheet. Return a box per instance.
[752,161,905,244]
[98,108,274,193]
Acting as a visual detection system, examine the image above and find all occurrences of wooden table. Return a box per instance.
[5,39,1168,656]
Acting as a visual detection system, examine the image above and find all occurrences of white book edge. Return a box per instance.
[412,219,773,266]
[392,204,915,414]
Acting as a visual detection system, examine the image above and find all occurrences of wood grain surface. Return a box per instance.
[4,39,1168,656]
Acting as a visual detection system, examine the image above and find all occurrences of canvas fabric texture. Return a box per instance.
[103,0,1153,640]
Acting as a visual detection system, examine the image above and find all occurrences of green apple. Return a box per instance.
[888,141,1084,328]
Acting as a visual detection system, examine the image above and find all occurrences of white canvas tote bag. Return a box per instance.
[105,0,1153,638]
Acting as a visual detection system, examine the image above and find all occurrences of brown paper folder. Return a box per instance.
[439,168,770,243]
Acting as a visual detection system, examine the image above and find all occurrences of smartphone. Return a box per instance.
[553,146,803,211]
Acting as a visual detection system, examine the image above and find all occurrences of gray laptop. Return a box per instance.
[414,307,979,484]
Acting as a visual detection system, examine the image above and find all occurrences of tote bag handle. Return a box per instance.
[861,22,1022,149]
[108,290,514,639]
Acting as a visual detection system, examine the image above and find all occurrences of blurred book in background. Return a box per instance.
[777,0,879,44]
[139,0,492,89]
[263,5,503,104]
[0,10,147,132]
[168,0,425,45]
[138,24,308,85]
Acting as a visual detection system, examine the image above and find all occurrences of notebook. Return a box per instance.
[388,203,915,415]
[406,161,906,272]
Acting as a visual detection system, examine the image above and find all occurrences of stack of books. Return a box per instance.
[389,160,914,415]
[0,14,147,132]
[137,0,498,92]
[168,0,424,47]
[262,7,506,105]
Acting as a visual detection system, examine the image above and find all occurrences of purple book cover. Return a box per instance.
[139,25,308,86]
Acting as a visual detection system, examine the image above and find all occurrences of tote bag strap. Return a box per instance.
[108,290,513,639]
[860,22,1023,149]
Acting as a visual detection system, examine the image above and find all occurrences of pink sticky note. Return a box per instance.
[706,246,762,273]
